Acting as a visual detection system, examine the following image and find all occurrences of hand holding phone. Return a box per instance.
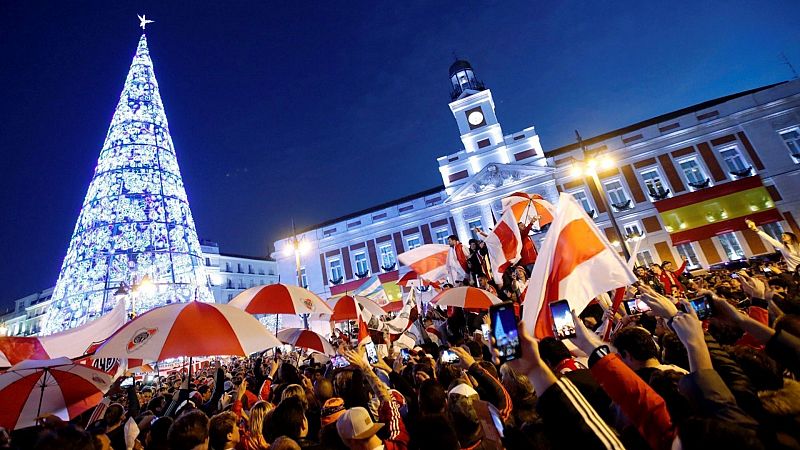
[365,342,379,365]
[399,348,410,364]
[687,294,713,320]
[440,349,460,364]
[549,299,576,340]
[489,301,522,363]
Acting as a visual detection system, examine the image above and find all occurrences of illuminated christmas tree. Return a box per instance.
[42,34,214,334]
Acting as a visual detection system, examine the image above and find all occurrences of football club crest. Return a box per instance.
[127,328,157,353]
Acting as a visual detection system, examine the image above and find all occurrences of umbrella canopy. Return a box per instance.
[0,357,113,430]
[229,284,333,316]
[320,295,387,322]
[431,287,503,310]
[94,301,281,361]
[397,271,419,287]
[277,328,335,355]
[382,301,405,313]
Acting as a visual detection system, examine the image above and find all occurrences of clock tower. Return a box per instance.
[447,60,504,153]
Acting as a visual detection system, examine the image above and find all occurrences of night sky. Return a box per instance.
[2,1,799,308]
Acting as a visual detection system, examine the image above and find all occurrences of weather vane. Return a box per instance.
[138,14,154,30]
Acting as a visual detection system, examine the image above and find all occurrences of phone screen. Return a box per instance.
[624,298,652,315]
[365,342,379,365]
[400,348,410,364]
[550,299,576,340]
[688,294,713,320]
[481,323,491,342]
[331,355,350,368]
[490,302,522,363]
[441,349,460,364]
[120,377,134,388]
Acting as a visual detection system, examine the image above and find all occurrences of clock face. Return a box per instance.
[467,110,485,126]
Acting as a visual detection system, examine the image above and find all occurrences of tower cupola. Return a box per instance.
[449,59,485,100]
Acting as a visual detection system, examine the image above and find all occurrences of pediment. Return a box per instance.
[445,163,555,203]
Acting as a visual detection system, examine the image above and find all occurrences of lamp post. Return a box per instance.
[115,275,156,320]
[570,131,631,262]
[283,221,311,329]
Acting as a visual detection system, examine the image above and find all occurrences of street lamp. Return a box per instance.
[284,220,311,329]
[570,131,631,262]
[114,274,156,320]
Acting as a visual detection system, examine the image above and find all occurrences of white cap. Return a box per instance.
[336,407,384,440]
[448,383,479,398]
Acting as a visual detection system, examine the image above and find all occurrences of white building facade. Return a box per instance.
[1,241,278,336]
[274,60,800,299]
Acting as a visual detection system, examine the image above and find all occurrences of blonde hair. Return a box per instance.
[247,401,273,447]
[281,384,308,410]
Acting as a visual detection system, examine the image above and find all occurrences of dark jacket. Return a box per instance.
[536,377,624,450]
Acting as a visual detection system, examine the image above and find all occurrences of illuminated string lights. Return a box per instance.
[42,35,213,334]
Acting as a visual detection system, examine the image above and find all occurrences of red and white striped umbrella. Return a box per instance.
[318,295,387,322]
[0,357,113,430]
[431,287,503,310]
[277,328,335,355]
[94,301,281,361]
[229,284,333,316]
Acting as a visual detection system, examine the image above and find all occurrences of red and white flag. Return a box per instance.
[522,193,636,339]
[0,299,127,367]
[502,192,555,227]
[397,244,450,282]
[483,208,523,286]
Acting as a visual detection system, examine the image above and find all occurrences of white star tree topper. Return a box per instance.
[138,14,154,30]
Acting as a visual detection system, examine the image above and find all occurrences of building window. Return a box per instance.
[435,228,450,245]
[779,128,800,162]
[636,250,655,267]
[406,235,421,250]
[466,218,483,239]
[225,262,231,272]
[675,243,701,269]
[205,257,211,266]
[227,294,233,301]
[237,263,243,273]
[678,158,710,189]
[640,168,669,198]
[248,264,254,274]
[604,180,632,210]
[717,233,746,260]
[329,258,343,281]
[719,147,749,174]
[762,222,784,241]
[379,244,395,267]
[354,252,369,274]
[623,221,644,239]
[570,189,595,216]
[299,267,307,288]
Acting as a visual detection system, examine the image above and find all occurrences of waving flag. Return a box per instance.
[397,244,450,282]
[354,275,389,306]
[483,208,523,286]
[522,193,636,339]
[0,299,127,367]
[502,192,555,227]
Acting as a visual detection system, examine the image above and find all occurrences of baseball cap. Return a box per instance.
[320,397,346,427]
[448,383,478,398]
[336,407,384,440]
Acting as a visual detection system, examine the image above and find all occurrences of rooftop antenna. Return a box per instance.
[780,52,799,80]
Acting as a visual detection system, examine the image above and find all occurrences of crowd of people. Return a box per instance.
[4,224,800,450]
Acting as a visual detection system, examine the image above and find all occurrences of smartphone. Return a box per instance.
[365,342,379,365]
[331,355,350,368]
[120,377,134,388]
[688,294,714,320]
[763,266,772,273]
[623,298,652,316]
[489,301,522,363]
[480,323,491,342]
[730,273,739,279]
[549,299,576,340]
[440,349,460,364]
[400,348,410,364]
